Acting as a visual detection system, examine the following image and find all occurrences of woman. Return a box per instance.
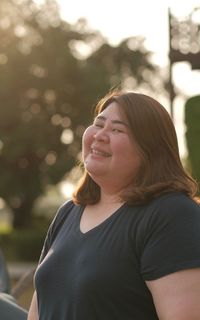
[28,91,200,320]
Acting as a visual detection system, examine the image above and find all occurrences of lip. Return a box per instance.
[91,146,112,157]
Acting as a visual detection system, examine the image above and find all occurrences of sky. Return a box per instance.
[59,1,197,56]
[36,0,200,157]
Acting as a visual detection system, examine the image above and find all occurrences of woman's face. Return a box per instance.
[82,102,141,192]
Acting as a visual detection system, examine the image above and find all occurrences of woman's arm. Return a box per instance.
[146,268,200,320]
[27,291,39,320]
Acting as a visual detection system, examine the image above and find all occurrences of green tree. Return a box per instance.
[0,0,162,228]
[185,95,200,194]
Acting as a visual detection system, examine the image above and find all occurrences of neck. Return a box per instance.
[99,189,123,205]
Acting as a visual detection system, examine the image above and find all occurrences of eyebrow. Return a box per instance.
[95,115,129,127]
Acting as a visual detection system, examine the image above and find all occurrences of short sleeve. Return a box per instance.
[39,200,74,263]
[140,194,200,280]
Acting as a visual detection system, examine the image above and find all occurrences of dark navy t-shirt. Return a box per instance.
[34,193,200,319]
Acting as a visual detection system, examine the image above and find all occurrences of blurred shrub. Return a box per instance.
[185,95,200,194]
[0,216,50,262]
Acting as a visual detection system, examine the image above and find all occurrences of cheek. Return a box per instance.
[113,137,134,155]
[128,146,142,173]
[82,126,95,153]
[116,139,141,166]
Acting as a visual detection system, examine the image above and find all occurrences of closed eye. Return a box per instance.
[94,123,103,128]
[93,120,104,128]
[112,128,123,133]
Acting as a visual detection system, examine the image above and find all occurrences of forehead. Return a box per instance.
[97,101,121,118]
[96,102,130,129]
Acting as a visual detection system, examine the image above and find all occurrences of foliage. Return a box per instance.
[0,0,163,228]
[185,95,200,194]
[0,215,50,261]
[0,229,46,262]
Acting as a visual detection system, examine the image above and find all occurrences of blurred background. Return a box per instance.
[0,0,200,310]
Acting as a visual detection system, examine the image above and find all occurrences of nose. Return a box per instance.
[93,127,109,143]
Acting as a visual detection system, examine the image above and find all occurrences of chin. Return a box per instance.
[87,168,106,179]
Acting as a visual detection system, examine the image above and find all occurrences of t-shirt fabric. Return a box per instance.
[34,193,200,320]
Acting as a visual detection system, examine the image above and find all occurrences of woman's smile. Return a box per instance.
[91,146,112,158]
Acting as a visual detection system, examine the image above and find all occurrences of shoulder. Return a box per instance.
[125,193,200,235]
[130,193,200,250]
[52,200,75,226]
[39,200,80,262]
[48,200,75,239]
[57,199,75,217]
[140,192,200,246]
[138,194,200,280]
[144,192,200,222]
[152,192,199,208]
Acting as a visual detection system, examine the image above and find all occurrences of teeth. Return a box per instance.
[92,149,110,157]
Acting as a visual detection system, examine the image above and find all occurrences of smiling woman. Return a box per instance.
[82,101,141,194]
[74,90,197,206]
[28,90,200,320]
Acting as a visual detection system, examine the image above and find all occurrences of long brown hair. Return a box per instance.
[73,90,198,205]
